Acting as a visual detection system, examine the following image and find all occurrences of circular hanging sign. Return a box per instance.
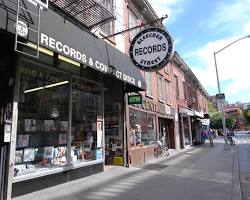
[16,21,28,37]
[129,27,174,71]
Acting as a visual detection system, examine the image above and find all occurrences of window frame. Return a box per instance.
[165,79,171,105]
[157,74,163,102]
[145,72,153,98]
[174,75,179,98]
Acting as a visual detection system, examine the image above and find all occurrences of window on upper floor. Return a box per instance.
[188,85,191,101]
[157,74,163,101]
[165,80,171,104]
[203,99,206,111]
[183,81,187,100]
[129,11,138,40]
[100,0,114,36]
[174,75,179,98]
[145,72,153,97]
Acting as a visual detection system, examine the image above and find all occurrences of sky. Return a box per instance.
[148,0,250,104]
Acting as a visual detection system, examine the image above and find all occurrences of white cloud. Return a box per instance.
[243,22,250,34]
[147,0,186,24]
[201,0,250,34]
[189,35,250,103]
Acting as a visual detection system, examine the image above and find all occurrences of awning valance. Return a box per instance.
[0,0,146,92]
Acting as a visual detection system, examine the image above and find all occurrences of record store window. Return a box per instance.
[15,65,70,177]
[71,79,103,164]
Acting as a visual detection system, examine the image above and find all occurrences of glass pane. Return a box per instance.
[15,65,69,177]
[129,109,156,147]
[71,79,102,164]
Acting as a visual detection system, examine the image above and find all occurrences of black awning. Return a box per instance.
[0,0,146,91]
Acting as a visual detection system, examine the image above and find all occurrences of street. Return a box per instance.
[13,133,250,200]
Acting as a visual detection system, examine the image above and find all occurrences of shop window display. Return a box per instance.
[129,109,156,147]
[15,66,70,177]
[15,64,104,178]
[104,104,123,165]
[71,79,102,164]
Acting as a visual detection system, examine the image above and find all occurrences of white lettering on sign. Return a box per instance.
[40,33,141,88]
[41,33,87,63]
[16,21,28,37]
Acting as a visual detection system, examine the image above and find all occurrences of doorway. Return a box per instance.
[0,32,16,200]
[103,78,124,166]
[158,118,175,149]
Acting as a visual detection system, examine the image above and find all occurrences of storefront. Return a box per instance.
[0,1,146,198]
[128,97,175,166]
[179,107,194,148]
[191,111,205,145]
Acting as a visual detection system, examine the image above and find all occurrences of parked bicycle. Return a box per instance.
[154,140,169,158]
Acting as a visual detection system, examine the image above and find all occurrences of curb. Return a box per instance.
[231,145,242,200]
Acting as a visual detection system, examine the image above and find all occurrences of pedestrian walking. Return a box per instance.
[207,129,214,146]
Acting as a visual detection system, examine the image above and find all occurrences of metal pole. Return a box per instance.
[213,52,229,150]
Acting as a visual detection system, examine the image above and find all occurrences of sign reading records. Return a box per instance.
[130,28,174,71]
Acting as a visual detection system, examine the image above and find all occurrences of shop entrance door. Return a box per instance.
[158,118,170,148]
[104,79,124,166]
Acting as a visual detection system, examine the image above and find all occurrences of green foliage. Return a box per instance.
[208,101,235,129]
[243,108,250,125]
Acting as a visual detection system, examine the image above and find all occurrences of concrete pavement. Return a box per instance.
[13,139,242,200]
[237,132,250,200]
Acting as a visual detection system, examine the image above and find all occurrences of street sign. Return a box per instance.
[216,93,225,100]
[128,95,142,105]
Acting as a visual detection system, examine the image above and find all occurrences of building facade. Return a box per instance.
[0,0,146,199]
[0,0,210,199]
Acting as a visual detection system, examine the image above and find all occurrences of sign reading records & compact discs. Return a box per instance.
[129,27,174,71]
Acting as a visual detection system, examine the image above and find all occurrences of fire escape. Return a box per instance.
[49,0,115,30]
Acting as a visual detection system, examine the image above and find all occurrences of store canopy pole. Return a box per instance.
[102,15,168,40]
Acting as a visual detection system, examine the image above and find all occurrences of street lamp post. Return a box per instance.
[213,35,250,150]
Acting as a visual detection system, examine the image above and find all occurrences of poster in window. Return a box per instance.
[43,146,54,159]
[59,133,67,145]
[24,119,36,132]
[17,135,29,148]
[60,121,68,132]
[15,150,23,164]
[97,130,102,148]
[44,120,57,132]
[96,149,102,160]
[23,148,35,162]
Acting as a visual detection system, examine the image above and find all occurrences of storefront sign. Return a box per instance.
[140,99,167,115]
[200,119,210,126]
[128,95,142,105]
[40,33,142,88]
[179,107,194,116]
[16,21,28,37]
[194,111,204,118]
[97,130,102,148]
[129,27,174,71]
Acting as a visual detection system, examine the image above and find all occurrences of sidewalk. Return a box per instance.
[13,141,241,200]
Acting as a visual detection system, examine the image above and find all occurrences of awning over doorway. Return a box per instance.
[0,0,146,92]
[179,107,194,116]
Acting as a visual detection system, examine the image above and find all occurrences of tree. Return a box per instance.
[243,108,250,126]
[208,102,221,129]
[208,101,235,129]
